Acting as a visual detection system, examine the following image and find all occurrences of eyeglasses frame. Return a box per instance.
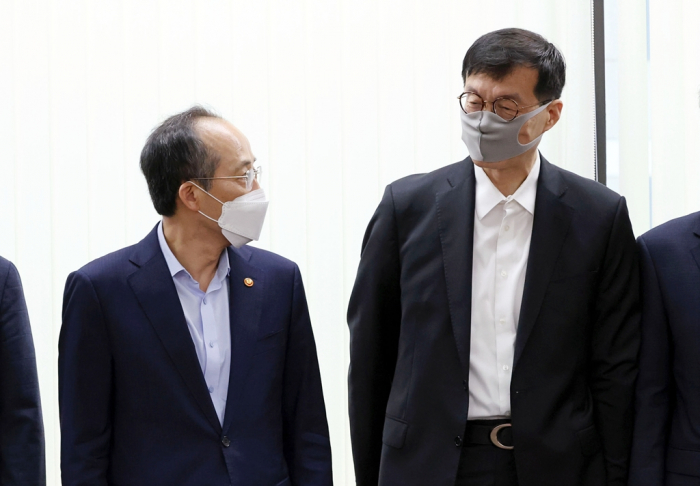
[191,166,262,191]
[458,91,553,122]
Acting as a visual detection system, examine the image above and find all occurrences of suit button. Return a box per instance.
[454,436,462,447]
[462,380,468,391]
[221,436,230,447]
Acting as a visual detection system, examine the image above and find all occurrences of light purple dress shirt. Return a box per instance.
[157,221,231,425]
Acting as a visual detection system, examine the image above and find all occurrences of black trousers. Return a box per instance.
[455,420,518,486]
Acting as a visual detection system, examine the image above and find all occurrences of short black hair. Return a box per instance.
[461,28,566,101]
[140,106,221,216]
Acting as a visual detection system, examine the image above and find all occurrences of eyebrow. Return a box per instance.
[464,86,525,103]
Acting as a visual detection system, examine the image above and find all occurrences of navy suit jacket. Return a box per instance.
[59,226,332,486]
[348,156,640,486]
[629,211,700,485]
[0,256,45,485]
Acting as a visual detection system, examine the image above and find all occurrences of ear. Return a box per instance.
[177,181,201,212]
[542,99,563,132]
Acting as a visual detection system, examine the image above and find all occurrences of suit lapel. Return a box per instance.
[222,246,265,435]
[514,159,574,366]
[127,226,222,434]
[436,161,476,380]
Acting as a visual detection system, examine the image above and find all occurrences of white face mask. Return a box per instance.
[189,182,269,248]
[460,102,551,163]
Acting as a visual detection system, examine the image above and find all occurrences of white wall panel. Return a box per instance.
[680,0,700,216]
[617,0,650,234]
[228,0,271,245]
[0,0,17,258]
[413,0,453,175]
[649,0,685,227]
[377,0,417,187]
[302,3,347,484]
[48,1,89,480]
[267,0,308,272]
[123,0,163,244]
[12,0,55,480]
[86,1,127,258]
[2,2,599,484]
[647,0,700,226]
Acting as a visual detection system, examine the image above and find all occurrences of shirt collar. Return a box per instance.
[157,221,231,282]
[474,152,541,220]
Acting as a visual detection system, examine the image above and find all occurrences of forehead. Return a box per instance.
[196,118,254,164]
[464,65,539,101]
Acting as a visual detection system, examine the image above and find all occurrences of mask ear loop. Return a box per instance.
[186,181,223,224]
[515,101,552,148]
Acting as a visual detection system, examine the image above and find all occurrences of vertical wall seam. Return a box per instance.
[593,0,607,185]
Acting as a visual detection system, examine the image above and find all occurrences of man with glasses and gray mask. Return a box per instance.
[348,28,640,486]
[59,107,332,486]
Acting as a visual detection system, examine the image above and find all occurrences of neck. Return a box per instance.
[480,150,538,197]
[162,217,226,292]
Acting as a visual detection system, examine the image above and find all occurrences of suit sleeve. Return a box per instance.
[58,270,113,486]
[282,265,333,486]
[627,236,671,486]
[589,197,641,486]
[347,186,402,486]
[0,262,46,485]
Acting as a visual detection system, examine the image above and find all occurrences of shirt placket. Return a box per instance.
[200,289,222,397]
[494,199,516,416]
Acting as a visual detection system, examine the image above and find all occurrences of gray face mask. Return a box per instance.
[460,102,551,163]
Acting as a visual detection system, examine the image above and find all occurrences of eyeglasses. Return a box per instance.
[458,92,552,121]
[192,166,262,191]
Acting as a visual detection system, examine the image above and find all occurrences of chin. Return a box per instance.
[472,150,537,171]
[472,159,513,170]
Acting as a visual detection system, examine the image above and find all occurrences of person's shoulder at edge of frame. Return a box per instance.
[383,157,473,213]
[638,210,700,245]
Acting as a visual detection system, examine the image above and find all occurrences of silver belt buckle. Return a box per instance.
[490,423,514,450]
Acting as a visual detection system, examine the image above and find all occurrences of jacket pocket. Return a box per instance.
[576,424,602,456]
[382,415,408,449]
[666,447,700,477]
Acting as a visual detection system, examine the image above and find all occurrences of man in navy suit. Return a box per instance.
[0,256,45,485]
[630,211,700,486]
[59,106,332,485]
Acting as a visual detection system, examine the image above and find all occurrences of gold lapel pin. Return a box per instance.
[244,278,254,287]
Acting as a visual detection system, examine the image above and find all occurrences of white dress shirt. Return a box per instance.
[468,154,540,419]
[157,221,231,425]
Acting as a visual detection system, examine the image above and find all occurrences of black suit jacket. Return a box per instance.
[59,225,332,486]
[348,156,640,486]
[629,211,700,486]
[0,256,45,485]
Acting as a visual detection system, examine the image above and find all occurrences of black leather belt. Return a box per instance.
[464,419,514,450]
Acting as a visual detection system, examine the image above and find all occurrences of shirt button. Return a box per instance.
[504,225,510,231]
[203,298,207,305]
[209,341,215,348]
[454,436,462,447]
[208,386,214,393]
[501,270,508,278]
[503,365,509,371]
[221,436,230,447]
[499,318,506,324]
